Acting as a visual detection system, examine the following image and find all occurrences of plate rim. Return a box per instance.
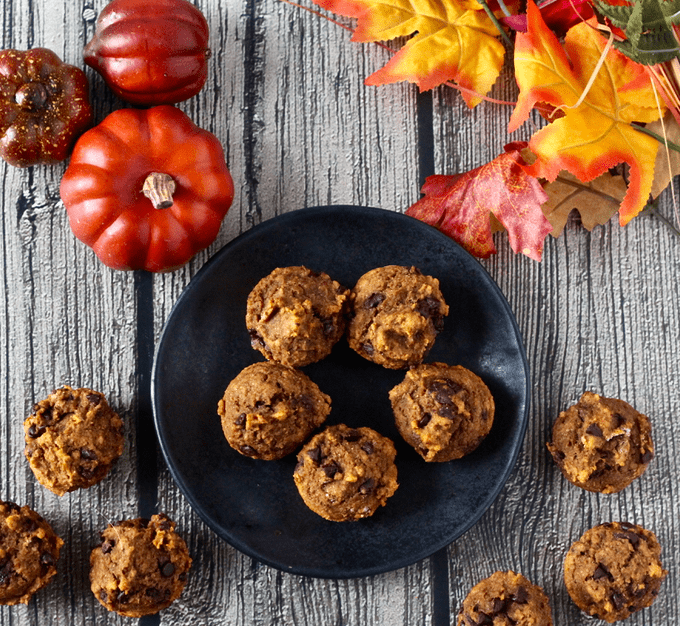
[151,205,531,578]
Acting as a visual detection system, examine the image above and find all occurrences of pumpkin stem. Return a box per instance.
[143,172,176,209]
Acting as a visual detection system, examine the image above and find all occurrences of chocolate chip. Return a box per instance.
[307,446,322,464]
[613,413,626,428]
[513,586,529,604]
[322,318,336,336]
[294,458,304,472]
[27,424,46,438]
[146,587,163,601]
[641,449,654,464]
[417,413,432,428]
[78,466,95,480]
[611,592,626,610]
[298,395,316,412]
[157,515,172,531]
[437,406,456,420]
[474,612,494,626]
[160,561,176,577]
[86,393,101,406]
[99,589,108,602]
[619,521,636,530]
[178,572,188,582]
[362,343,374,356]
[80,448,98,461]
[0,559,13,585]
[364,292,385,309]
[248,329,265,349]
[40,552,55,567]
[360,441,375,455]
[614,530,641,549]
[358,478,376,495]
[101,539,115,554]
[321,460,341,478]
[554,450,566,461]
[586,423,604,438]
[235,413,246,427]
[593,563,613,581]
[491,597,505,613]
[427,379,462,405]
[240,445,257,457]
[343,430,361,442]
[116,590,129,603]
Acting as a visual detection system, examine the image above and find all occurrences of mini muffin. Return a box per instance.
[547,392,654,493]
[293,424,398,522]
[456,570,553,626]
[24,385,125,496]
[564,522,667,623]
[389,362,495,462]
[0,500,63,605]
[218,361,331,460]
[90,513,192,618]
[246,266,349,367]
[347,265,448,369]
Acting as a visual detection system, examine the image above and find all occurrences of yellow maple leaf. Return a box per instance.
[509,0,664,225]
[311,0,509,107]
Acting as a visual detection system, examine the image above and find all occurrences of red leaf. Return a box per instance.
[406,144,552,261]
[503,0,594,34]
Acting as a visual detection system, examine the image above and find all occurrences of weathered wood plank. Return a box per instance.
[156,0,432,625]
[433,64,680,625]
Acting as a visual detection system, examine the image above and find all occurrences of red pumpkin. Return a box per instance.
[83,0,210,105]
[0,48,92,167]
[60,105,234,272]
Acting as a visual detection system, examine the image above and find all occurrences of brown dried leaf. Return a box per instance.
[542,172,626,236]
[648,114,680,199]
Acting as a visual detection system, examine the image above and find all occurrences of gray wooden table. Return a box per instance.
[1,0,678,624]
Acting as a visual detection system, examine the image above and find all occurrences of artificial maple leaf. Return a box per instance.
[406,143,552,260]
[648,113,680,197]
[502,0,594,36]
[542,171,626,235]
[509,0,665,226]
[311,0,508,107]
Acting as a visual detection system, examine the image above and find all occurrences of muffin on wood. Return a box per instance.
[457,570,553,626]
[90,513,191,617]
[24,385,124,496]
[0,500,63,605]
[564,522,667,623]
[547,392,654,493]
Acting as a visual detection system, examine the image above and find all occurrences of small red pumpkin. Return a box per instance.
[83,0,211,105]
[60,105,234,272]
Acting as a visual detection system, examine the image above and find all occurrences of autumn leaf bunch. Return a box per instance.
[306,0,679,260]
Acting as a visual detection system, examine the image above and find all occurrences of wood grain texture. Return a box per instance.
[434,63,680,624]
[0,0,678,624]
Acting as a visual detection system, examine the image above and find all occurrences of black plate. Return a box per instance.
[152,206,529,579]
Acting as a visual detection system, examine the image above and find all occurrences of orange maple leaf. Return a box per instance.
[311,0,509,107]
[508,0,664,225]
[406,143,552,261]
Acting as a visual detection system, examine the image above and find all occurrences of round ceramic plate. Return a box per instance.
[152,206,529,579]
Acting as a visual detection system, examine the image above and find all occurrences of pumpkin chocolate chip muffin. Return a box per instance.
[90,513,191,617]
[547,392,654,493]
[0,500,63,605]
[218,361,331,460]
[347,265,448,369]
[24,385,124,496]
[246,266,349,367]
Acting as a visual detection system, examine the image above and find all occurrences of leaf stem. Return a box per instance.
[642,202,680,238]
[554,175,621,205]
[476,0,514,47]
[631,121,680,153]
